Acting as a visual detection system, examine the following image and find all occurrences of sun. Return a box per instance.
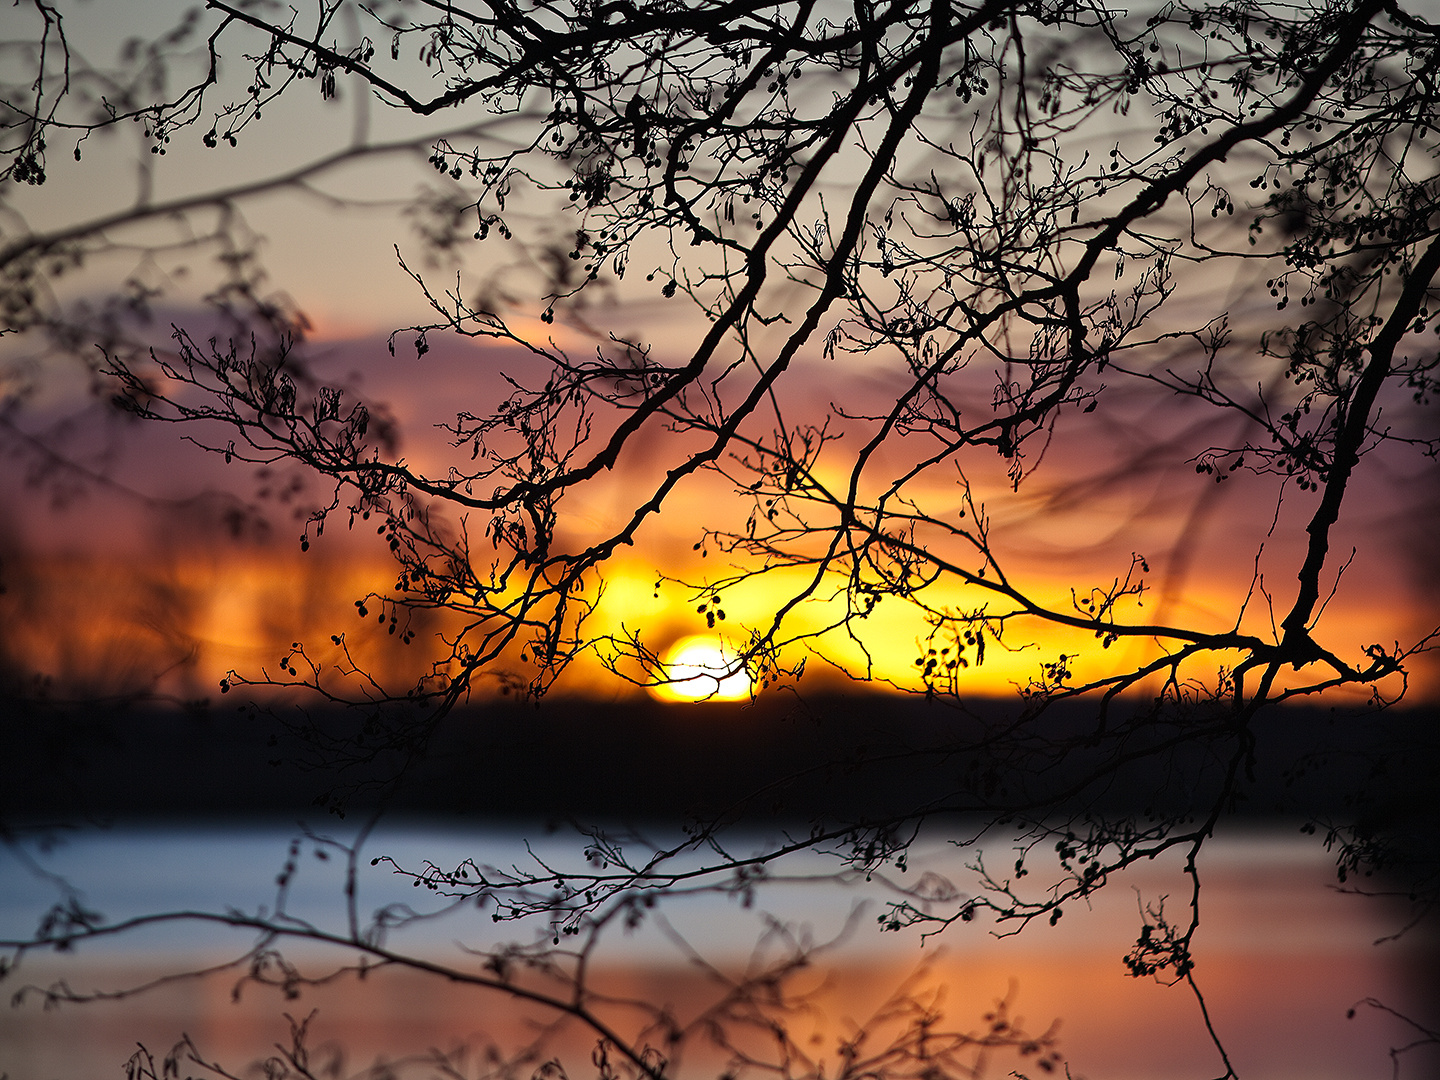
[650,635,753,702]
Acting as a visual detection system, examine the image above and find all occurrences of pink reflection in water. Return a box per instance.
[1,833,1434,1080]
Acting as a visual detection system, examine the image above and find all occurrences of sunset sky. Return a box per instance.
[2,291,1435,705]
[3,0,1437,711]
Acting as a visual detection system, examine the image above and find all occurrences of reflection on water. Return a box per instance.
[0,823,1432,1080]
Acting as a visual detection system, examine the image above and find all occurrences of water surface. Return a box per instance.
[1,822,1431,1080]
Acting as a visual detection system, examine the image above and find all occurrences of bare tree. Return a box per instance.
[3,0,1439,1076]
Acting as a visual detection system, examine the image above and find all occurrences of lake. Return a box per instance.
[1,822,1433,1080]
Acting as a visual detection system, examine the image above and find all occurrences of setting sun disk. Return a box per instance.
[650,636,752,702]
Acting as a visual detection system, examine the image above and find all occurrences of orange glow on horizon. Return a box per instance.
[2,335,1432,708]
[2,537,1430,707]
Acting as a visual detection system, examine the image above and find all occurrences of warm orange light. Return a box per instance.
[649,635,753,702]
[3,328,1431,706]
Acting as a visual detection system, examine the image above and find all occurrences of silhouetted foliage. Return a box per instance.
[3,0,1439,1076]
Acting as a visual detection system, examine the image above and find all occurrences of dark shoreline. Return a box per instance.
[4,692,1436,827]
